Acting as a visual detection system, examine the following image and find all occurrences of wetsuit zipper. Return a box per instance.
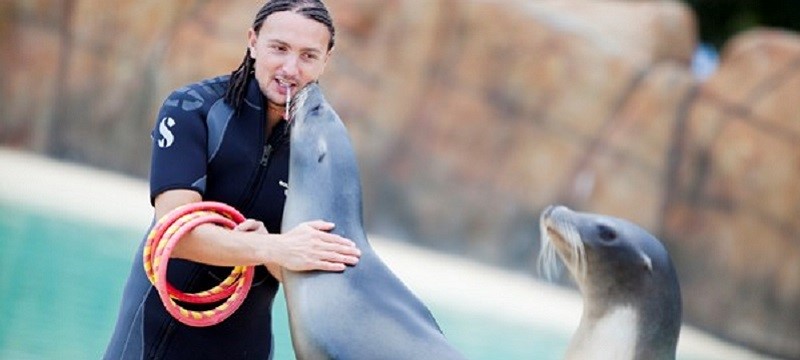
[261,144,273,166]
[240,143,273,214]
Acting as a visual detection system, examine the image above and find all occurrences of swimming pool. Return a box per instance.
[0,202,570,359]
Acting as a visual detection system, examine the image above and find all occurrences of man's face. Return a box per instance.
[248,11,331,108]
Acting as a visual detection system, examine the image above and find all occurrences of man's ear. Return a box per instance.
[247,28,258,59]
[319,46,334,74]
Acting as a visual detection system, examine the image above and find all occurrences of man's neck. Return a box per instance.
[266,101,286,130]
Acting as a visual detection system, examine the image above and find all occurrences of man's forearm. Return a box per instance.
[170,223,272,267]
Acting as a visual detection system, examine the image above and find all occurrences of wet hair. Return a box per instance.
[224,0,335,110]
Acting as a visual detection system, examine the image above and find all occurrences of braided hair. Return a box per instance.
[224,0,335,111]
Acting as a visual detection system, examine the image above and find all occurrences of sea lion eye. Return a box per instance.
[597,224,617,242]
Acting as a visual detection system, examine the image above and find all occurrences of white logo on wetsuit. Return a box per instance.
[157,117,176,148]
[279,180,289,197]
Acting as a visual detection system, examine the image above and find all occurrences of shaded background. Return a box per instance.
[1,0,799,358]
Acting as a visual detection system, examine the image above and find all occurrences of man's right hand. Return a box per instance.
[274,220,361,272]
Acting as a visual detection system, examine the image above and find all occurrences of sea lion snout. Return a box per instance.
[538,205,586,281]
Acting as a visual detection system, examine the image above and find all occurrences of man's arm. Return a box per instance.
[155,189,361,273]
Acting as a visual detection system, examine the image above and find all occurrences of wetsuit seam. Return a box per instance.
[118,285,152,360]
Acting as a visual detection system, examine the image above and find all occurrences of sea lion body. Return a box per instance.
[281,83,465,360]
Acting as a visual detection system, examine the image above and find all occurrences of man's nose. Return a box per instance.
[280,55,300,77]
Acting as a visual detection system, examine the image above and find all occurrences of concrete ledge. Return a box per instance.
[0,148,152,229]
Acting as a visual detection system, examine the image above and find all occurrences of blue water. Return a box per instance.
[0,202,570,359]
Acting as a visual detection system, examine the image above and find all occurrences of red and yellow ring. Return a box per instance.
[143,201,254,327]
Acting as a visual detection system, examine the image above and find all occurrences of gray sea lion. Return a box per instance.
[280,82,466,360]
[538,205,682,360]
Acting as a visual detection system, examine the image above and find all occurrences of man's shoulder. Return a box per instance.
[162,75,231,113]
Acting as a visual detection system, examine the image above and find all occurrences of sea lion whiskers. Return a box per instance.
[287,81,313,123]
[284,85,292,120]
[538,209,586,281]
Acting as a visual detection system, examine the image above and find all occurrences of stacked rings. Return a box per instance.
[143,201,254,327]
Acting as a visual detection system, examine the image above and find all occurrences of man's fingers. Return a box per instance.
[325,253,360,265]
[235,219,266,233]
[317,234,360,257]
[305,220,335,231]
[302,224,359,251]
[234,219,254,231]
[314,261,347,272]
[302,220,358,247]
[315,230,357,247]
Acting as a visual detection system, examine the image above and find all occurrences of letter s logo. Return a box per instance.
[157,117,176,148]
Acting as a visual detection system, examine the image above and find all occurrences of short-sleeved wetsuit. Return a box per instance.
[104,75,289,360]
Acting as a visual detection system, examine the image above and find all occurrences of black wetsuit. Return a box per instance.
[104,76,289,360]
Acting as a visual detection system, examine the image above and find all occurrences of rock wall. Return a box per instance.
[0,0,253,174]
[664,29,800,357]
[1,0,798,357]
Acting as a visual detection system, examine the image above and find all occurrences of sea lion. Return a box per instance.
[280,82,466,360]
[538,205,682,360]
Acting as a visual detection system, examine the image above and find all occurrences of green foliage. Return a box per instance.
[683,0,800,48]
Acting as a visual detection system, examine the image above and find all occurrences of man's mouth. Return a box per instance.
[276,78,295,94]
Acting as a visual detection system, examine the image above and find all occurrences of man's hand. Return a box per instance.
[276,221,361,272]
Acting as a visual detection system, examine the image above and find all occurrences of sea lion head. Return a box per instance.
[538,205,679,308]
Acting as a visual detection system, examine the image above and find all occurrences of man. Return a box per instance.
[104,1,359,358]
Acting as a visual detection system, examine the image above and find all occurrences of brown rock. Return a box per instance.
[325,0,697,258]
[665,29,800,357]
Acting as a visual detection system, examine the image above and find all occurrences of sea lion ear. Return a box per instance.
[640,251,653,273]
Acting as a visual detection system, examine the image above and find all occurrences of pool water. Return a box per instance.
[0,203,569,359]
